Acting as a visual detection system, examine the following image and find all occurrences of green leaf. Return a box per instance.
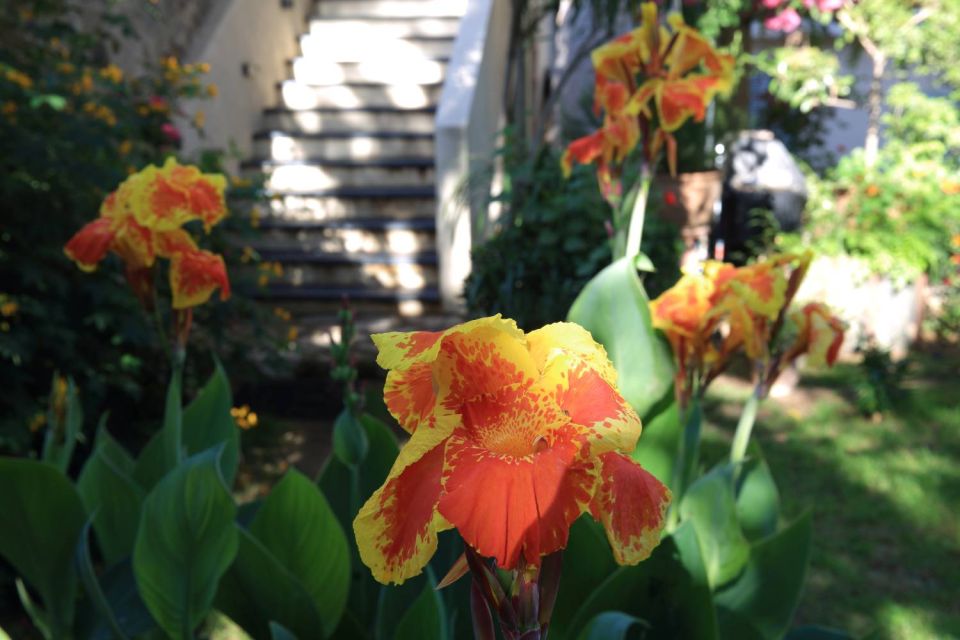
[375,569,445,640]
[41,376,83,473]
[270,622,298,640]
[250,470,351,636]
[333,409,369,468]
[93,560,157,639]
[680,464,751,588]
[576,611,649,640]
[550,517,618,638]
[735,444,781,543]
[182,359,239,487]
[394,575,446,640]
[77,430,145,566]
[630,393,680,489]
[133,446,238,640]
[565,523,719,640]
[567,257,674,418]
[215,528,326,640]
[133,368,183,490]
[75,521,129,640]
[0,458,86,637]
[715,513,813,640]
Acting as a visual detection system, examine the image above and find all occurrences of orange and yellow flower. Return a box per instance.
[783,302,845,368]
[563,2,733,182]
[64,159,230,309]
[354,316,670,584]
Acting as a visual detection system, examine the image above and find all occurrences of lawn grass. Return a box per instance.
[701,351,960,640]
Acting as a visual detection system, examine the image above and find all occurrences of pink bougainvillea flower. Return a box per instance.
[764,7,802,32]
[354,316,670,584]
[803,0,843,11]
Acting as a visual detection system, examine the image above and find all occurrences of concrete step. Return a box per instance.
[255,186,436,222]
[246,250,438,289]
[300,33,454,62]
[287,309,462,354]
[254,131,434,162]
[308,17,461,39]
[257,288,444,324]
[291,56,448,86]
[262,107,436,135]
[314,0,468,19]
[280,79,441,110]
[251,158,435,192]
[252,217,436,255]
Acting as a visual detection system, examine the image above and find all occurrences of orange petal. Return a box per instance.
[526,322,617,386]
[383,361,437,434]
[168,248,230,309]
[154,228,198,258]
[655,76,714,132]
[650,272,714,338]
[112,215,155,270]
[588,452,670,565]
[64,217,115,272]
[562,131,606,176]
[354,441,448,584]
[439,423,593,569]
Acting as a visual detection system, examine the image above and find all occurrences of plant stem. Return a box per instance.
[730,389,761,469]
[624,163,652,262]
[666,397,702,530]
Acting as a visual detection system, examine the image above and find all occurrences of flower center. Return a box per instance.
[461,385,566,458]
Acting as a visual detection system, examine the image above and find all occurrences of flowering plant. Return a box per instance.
[353,316,669,637]
[562,1,734,261]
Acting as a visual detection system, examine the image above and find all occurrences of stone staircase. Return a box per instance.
[242,0,468,348]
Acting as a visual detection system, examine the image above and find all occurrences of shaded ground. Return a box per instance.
[701,350,960,640]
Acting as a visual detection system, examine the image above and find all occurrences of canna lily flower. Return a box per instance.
[783,302,845,368]
[64,160,230,309]
[354,316,670,585]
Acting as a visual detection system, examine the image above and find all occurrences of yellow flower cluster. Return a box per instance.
[273,307,292,322]
[82,101,117,127]
[257,261,284,287]
[70,71,94,95]
[193,109,205,129]
[4,68,33,90]
[230,405,259,430]
[99,64,124,84]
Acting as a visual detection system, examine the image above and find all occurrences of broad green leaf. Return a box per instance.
[630,394,680,489]
[394,575,446,640]
[576,611,648,640]
[215,528,325,640]
[270,622,298,640]
[0,458,86,637]
[133,447,238,640]
[250,470,351,636]
[41,376,83,473]
[333,409,370,468]
[77,431,145,566]
[735,444,781,542]
[567,256,674,418]
[715,513,813,640]
[75,521,129,640]
[565,523,718,640]
[550,517,618,638]
[182,359,239,487]
[680,464,751,588]
[91,560,157,640]
[133,368,183,490]
[375,569,445,640]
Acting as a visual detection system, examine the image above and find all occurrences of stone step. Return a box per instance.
[254,186,436,222]
[254,131,434,162]
[308,17,461,39]
[251,217,436,255]
[314,0,468,19]
[262,107,436,135]
[299,33,454,62]
[257,288,444,324]
[246,250,438,289]
[280,79,441,110]
[290,56,448,86]
[250,158,435,192]
[287,309,462,354]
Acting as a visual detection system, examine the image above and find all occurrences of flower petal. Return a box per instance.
[526,321,617,385]
[383,361,437,434]
[168,248,230,309]
[64,217,115,272]
[588,452,670,565]
[439,423,594,569]
[111,215,155,270]
[354,441,448,584]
